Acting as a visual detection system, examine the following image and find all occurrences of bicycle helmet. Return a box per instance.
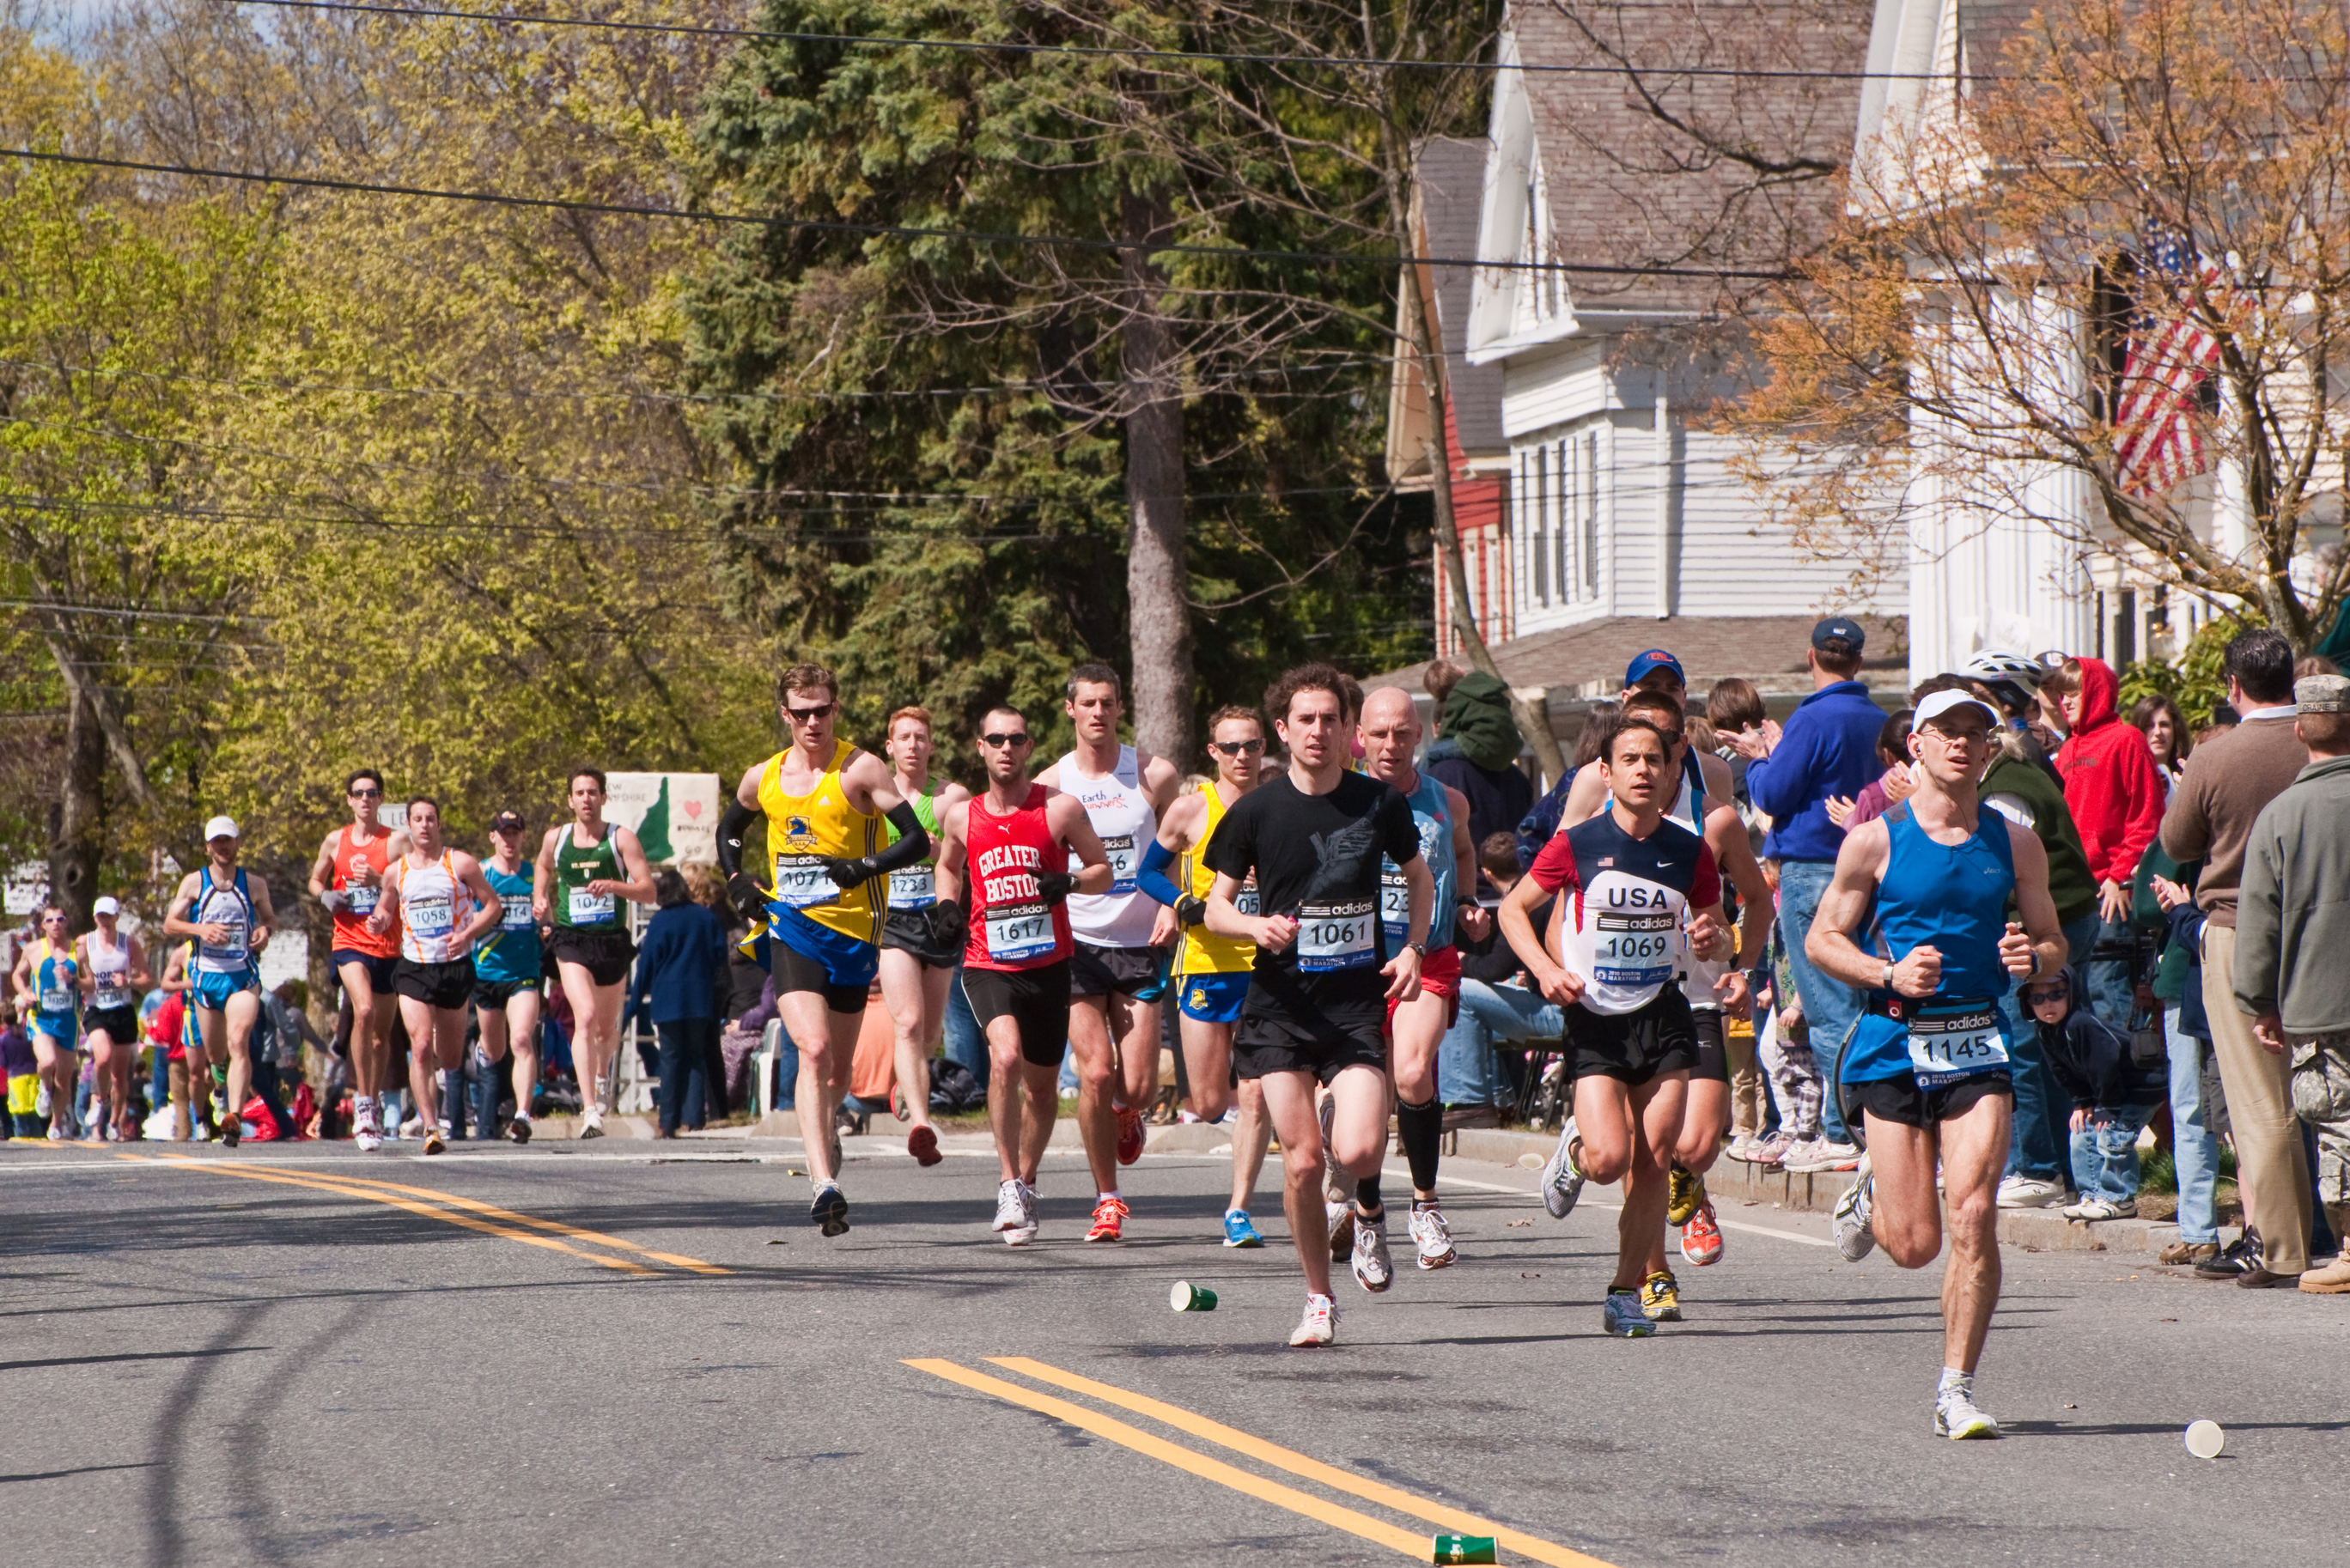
[1961,648,2045,689]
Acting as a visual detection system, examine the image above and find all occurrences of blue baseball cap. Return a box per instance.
[1811,616,1867,651]
[1623,648,1686,689]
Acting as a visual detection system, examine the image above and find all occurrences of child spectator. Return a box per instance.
[3,1003,40,1140]
[2019,969,2166,1220]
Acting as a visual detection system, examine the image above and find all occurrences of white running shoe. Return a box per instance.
[1540,1117,1586,1219]
[1995,1174,2068,1209]
[1324,1198,1356,1262]
[1933,1386,2002,1440]
[1350,1209,1394,1293]
[1832,1153,1877,1262]
[1318,1092,1348,1205]
[1408,1204,1458,1270]
[1785,1138,1861,1173]
[354,1102,382,1153]
[34,1083,52,1118]
[580,1108,605,1140]
[1288,1293,1337,1347]
[1007,1180,1040,1246]
[991,1179,1025,1231]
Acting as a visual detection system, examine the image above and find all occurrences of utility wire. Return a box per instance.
[236,0,1964,82]
[0,145,1796,282]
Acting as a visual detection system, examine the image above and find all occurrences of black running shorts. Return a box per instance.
[1233,1008,1387,1087]
[80,1005,139,1043]
[771,942,869,1015]
[472,975,539,1011]
[393,957,476,1011]
[1069,942,1167,1001]
[332,948,399,993]
[1689,1006,1729,1084]
[1848,1071,2012,1130]
[963,962,1073,1067]
[881,905,962,969]
[1565,988,1697,1086]
[548,927,636,988]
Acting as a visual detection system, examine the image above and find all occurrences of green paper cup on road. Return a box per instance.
[1432,1535,1497,1565]
[1170,1280,1218,1312]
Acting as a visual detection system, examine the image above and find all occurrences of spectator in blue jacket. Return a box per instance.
[630,869,730,1136]
[1728,616,1886,1157]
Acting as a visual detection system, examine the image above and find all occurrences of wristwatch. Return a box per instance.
[1406,939,1428,958]
[1880,961,1896,991]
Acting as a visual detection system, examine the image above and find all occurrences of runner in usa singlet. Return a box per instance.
[964,785,1075,972]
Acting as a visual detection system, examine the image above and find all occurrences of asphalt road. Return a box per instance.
[0,1127,2340,1567]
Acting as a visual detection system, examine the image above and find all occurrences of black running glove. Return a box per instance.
[1037,870,1077,907]
[933,898,968,948]
[1173,893,1208,927]
[727,872,767,921]
[820,855,880,891]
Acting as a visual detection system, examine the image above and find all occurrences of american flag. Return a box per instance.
[2112,235,2231,500]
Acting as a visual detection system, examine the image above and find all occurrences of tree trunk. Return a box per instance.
[1120,187,1194,763]
[48,684,107,931]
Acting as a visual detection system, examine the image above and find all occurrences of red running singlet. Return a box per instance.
[962,784,1074,973]
[330,824,401,959]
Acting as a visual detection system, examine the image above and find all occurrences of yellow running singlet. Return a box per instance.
[1177,781,1257,976]
[756,739,885,945]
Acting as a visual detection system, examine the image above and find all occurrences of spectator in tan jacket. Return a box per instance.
[2159,628,2310,1286]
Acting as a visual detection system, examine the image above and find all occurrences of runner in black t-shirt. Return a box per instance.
[1203,664,1431,1347]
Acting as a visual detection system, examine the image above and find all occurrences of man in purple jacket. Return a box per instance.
[1730,617,1888,1166]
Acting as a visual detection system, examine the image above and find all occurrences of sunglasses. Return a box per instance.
[350,787,383,798]
[980,732,1032,749]
[1210,738,1265,757]
[785,702,836,723]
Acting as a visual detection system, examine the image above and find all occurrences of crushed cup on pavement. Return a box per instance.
[1432,1535,1498,1565]
[2185,1419,2225,1459]
[1170,1280,1218,1312]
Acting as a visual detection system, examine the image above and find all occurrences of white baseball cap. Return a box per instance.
[204,815,240,842]
[93,896,120,915]
[1915,690,2001,732]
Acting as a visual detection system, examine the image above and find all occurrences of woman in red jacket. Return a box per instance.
[2054,657,2165,1033]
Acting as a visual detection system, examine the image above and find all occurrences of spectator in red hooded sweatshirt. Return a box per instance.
[2055,656,2165,1031]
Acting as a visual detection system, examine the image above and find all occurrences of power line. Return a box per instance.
[0,145,1795,283]
[237,0,1962,83]
[0,599,264,623]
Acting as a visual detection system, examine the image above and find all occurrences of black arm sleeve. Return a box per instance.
[717,798,757,879]
[868,800,932,874]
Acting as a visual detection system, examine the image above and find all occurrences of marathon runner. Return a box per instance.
[11,906,81,1140]
[1202,664,1431,1347]
[76,896,153,1141]
[876,706,970,1169]
[1553,687,1769,1304]
[161,817,278,1150]
[533,769,655,1140]
[1806,687,2064,1439]
[370,798,504,1155]
[715,664,931,1237]
[1035,665,1184,1238]
[472,809,543,1143]
[309,769,411,1152]
[1498,714,1733,1337]
[1357,687,1489,1270]
[933,703,1111,1244]
[1138,703,1278,1246]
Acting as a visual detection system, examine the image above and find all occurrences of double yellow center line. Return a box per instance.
[907,1356,1620,1567]
[113,1152,728,1276]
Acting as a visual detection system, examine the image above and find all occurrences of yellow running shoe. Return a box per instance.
[1640,1267,1683,1322]
[1666,1164,1704,1227]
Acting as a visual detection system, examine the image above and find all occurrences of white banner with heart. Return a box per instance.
[605,772,722,866]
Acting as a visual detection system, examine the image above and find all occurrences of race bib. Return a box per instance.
[1379,862,1411,942]
[39,986,71,1013]
[406,894,454,939]
[344,884,380,915]
[772,854,841,911]
[984,901,1056,963]
[1099,835,1140,895]
[1905,1000,2009,1087]
[567,886,615,925]
[501,901,534,931]
[1235,881,1260,919]
[200,914,248,965]
[890,864,937,909]
[94,985,131,1010]
[1297,899,1376,972]
[1591,908,1677,988]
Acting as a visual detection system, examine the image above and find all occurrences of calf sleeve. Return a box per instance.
[1397,1094,1444,1194]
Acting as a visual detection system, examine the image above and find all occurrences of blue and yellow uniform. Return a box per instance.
[25,937,79,1048]
[1175,783,1258,1024]
[188,865,261,1012]
[755,739,886,994]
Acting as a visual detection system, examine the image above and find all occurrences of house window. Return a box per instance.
[1580,430,1599,597]
[1531,446,1549,605]
[2116,588,2137,667]
[1555,440,1570,602]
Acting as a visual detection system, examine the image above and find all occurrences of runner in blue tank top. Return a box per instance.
[1805,687,2066,1441]
[473,810,545,1144]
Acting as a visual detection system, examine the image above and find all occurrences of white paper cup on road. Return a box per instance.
[2185,1419,2225,1459]
[1518,1152,1543,1170]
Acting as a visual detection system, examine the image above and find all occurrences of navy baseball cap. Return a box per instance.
[1811,616,1867,651]
[1623,648,1686,688]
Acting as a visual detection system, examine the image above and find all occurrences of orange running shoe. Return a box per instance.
[1680,1195,1725,1267]
[1086,1194,1129,1243]
[1115,1104,1145,1165]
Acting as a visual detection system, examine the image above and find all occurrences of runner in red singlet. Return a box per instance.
[935,703,1111,1246]
[307,768,410,1152]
